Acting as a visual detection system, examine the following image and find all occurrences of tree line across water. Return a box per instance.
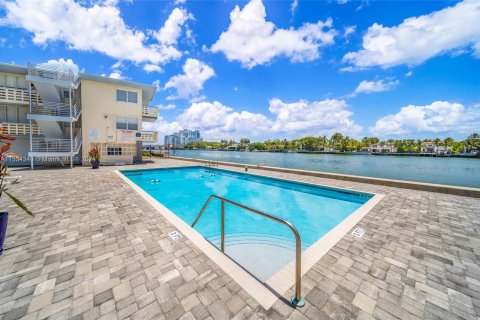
[183,133,480,154]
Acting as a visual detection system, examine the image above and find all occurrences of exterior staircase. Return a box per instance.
[26,63,82,168]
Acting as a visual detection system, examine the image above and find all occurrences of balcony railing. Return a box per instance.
[30,101,81,120]
[31,130,82,154]
[0,86,41,104]
[28,63,79,85]
[142,106,159,118]
[141,131,158,142]
[1,123,41,136]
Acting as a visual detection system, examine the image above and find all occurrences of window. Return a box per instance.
[116,90,127,102]
[116,117,127,130]
[107,147,122,155]
[0,75,27,89]
[0,107,6,122]
[127,118,138,130]
[64,90,70,99]
[18,107,28,123]
[7,106,17,122]
[17,78,27,90]
[116,117,138,130]
[116,89,137,103]
[5,75,15,88]
[127,91,137,103]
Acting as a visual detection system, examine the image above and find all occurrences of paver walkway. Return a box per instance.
[0,158,479,320]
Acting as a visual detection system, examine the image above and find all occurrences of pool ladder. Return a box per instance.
[191,194,305,307]
[205,160,219,168]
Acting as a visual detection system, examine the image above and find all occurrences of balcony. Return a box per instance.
[141,131,158,143]
[142,106,159,122]
[0,86,41,105]
[1,122,42,136]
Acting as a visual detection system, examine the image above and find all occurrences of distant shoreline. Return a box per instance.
[167,149,480,159]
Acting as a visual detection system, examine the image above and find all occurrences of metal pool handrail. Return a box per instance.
[191,194,305,307]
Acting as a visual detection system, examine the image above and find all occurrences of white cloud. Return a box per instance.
[143,64,163,73]
[155,8,191,45]
[164,58,215,100]
[108,70,123,79]
[343,0,480,68]
[1,0,189,69]
[210,0,336,68]
[405,70,413,77]
[147,98,361,141]
[268,98,362,136]
[344,25,356,37]
[370,101,480,136]
[290,0,298,16]
[152,80,161,90]
[337,0,349,4]
[156,104,176,110]
[353,79,399,95]
[339,66,366,73]
[176,101,272,139]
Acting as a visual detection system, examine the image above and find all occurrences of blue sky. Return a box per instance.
[0,0,479,142]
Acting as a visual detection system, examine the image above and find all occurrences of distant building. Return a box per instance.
[421,142,452,154]
[164,129,202,147]
[367,142,397,153]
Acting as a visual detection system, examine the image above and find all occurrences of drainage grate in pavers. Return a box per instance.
[351,227,366,238]
[168,230,182,241]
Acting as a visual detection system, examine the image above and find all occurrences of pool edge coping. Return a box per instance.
[168,156,480,198]
[114,165,384,310]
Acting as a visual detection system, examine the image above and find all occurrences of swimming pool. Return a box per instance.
[121,166,374,282]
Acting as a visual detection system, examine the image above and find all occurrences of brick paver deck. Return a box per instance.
[0,158,479,320]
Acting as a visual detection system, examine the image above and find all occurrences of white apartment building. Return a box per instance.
[0,62,159,167]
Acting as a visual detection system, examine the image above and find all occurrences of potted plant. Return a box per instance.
[88,145,101,169]
[0,129,33,256]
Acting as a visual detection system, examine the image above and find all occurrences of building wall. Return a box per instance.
[80,79,143,165]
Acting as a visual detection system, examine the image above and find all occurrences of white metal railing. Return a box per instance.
[1,122,42,135]
[141,131,158,142]
[28,63,79,84]
[142,106,159,118]
[31,129,82,153]
[31,101,81,119]
[31,138,75,153]
[74,129,82,153]
[0,86,41,104]
[192,195,305,306]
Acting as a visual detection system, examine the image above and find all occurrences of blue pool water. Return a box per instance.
[122,166,372,280]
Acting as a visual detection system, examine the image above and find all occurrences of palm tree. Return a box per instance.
[443,137,454,147]
[330,132,344,152]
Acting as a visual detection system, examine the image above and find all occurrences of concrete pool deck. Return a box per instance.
[0,158,479,319]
